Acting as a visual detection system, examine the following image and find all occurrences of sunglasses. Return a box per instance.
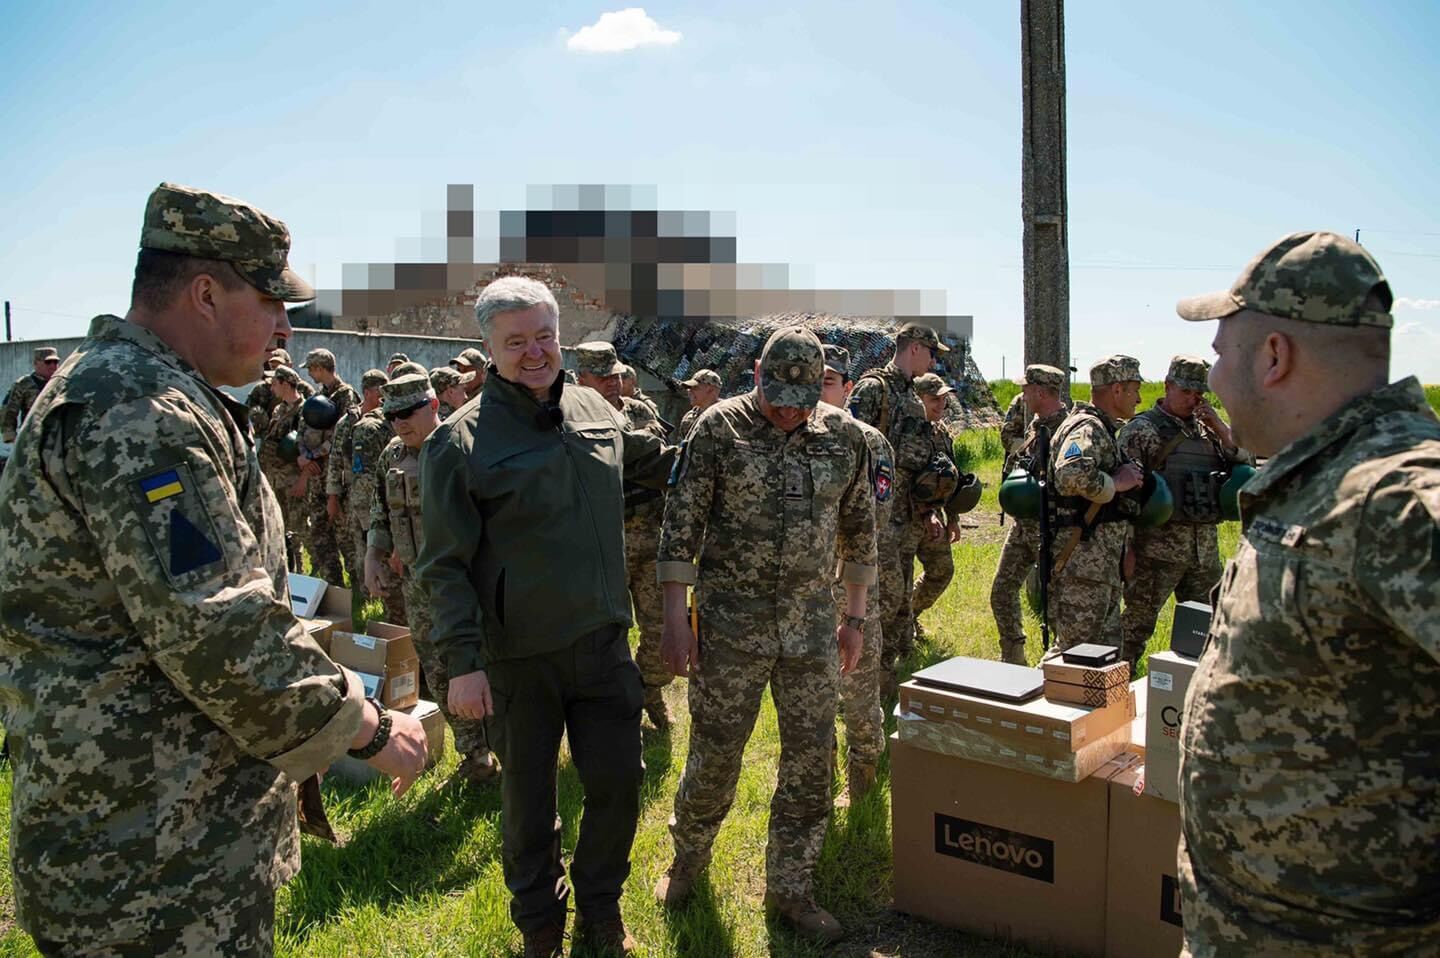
[384,399,430,422]
[41,359,59,366]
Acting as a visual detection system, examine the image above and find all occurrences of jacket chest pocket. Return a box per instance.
[385,468,421,563]
[566,420,621,471]
[804,441,852,519]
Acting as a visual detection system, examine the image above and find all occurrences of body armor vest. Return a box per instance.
[1149,413,1227,524]
[384,450,424,565]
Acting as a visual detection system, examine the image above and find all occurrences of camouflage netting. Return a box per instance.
[613,312,1002,429]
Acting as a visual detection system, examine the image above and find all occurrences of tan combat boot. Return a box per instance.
[848,759,878,802]
[763,891,844,944]
[573,912,636,956]
[653,857,702,908]
[454,752,501,788]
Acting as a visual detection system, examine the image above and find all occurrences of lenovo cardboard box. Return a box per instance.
[1105,762,1183,958]
[328,622,420,710]
[1143,651,1200,803]
[898,680,1136,782]
[892,735,1139,956]
[327,699,447,784]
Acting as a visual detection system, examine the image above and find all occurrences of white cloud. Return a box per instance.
[1395,296,1440,311]
[566,8,681,53]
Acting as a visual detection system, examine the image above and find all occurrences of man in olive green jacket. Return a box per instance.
[417,277,674,957]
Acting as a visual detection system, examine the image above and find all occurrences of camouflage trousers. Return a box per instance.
[1120,548,1222,669]
[989,518,1041,664]
[911,532,953,619]
[834,583,885,767]
[353,517,406,622]
[299,467,344,585]
[32,892,275,958]
[402,574,488,760]
[1044,568,1122,655]
[671,638,838,900]
[877,516,925,673]
[624,504,669,706]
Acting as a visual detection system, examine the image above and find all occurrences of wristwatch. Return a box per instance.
[347,696,392,760]
[843,614,866,631]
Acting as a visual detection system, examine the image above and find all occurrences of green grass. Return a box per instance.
[0,441,1243,958]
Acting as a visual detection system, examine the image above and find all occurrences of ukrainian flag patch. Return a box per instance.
[140,469,185,503]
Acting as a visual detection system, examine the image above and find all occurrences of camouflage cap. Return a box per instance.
[387,352,410,365]
[380,373,435,415]
[758,326,824,408]
[33,347,59,362]
[1015,363,1066,388]
[303,348,335,370]
[451,347,489,370]
[1177,230,1393,329]
[680,369,722,389]
[618,363,638,380]
[913,373,954,397]
[895,321,950,353]
[360,368,390,390]
[139,182,314,302]
[821,345,851,377]
[1166,355,1210,392]
[574,341,624,378]
[269,347,293,366]
[391,361,428,379]
[429,365,474,390]
[1090,354,1142,386]
[271,365,301,386]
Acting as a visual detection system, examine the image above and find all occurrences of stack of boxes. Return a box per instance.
[892,634,1205,957]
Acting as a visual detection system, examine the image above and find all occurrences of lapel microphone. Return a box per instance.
[535,402,564,430]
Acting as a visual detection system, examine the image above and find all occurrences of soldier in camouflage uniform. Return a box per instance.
[258,365,308,551]
[619,363,660,417]
[429,365,472,419]
[246,346,295,435]
[386,352,409,375]
[999,390,1030,471]
[298,347,357,584]
[1117,355,1249,673]
[326,368,389,594]
[848,322,945,694]
[989,365,1069,663]
[910,372,963,627]
[575,342,676,731]
[654,327,877,943]
[1175,231,1440,956]
[671,368,721,443]
[1043,355,1145,655]
[367,374,498,786]
[819,345,895,804]
[450,345,488,399]
[1,346,60,444]
[0,182,426,957]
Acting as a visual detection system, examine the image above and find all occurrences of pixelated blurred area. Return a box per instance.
[297,184,999,427]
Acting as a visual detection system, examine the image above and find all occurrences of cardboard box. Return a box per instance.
[329,622,420,710]
[1044,678,1132,708]
[327,699,448,784]
[1042,659,1129,689]
[1105,763,1183,958]
[892,736,1138,956]
[1143,652,1199,803]
[1129,678,1147,756]
[898,680,1136,782]
[288,573,328,618]
[291,580,353,655]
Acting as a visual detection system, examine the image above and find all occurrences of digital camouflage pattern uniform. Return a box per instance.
[620,394,671,718]
[848,330,939,676]
[1174,230,1440,956]
[911,409,957,620]
[0,183,362,957]
[999,390,1030,471]
[327,369,389,594]
[1,347,58,443]
[990,365,1071,664]
[1118,356,1247,669]
[1044,355,1142,653]
[659,328,878,903]
[369,375,488,764]
[297,358,357,585]
[258,367,307,549]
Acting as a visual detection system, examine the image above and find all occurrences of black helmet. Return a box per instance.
[301,394,340,430]
[277,431,301,464]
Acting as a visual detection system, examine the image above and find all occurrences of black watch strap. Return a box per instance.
[347,697,391,760]
[843,614,866,630]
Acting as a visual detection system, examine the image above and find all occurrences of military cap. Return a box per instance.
[450,347,489,370]
[680,369,722,389]
[1015,363,1066,388]
[269,347,293,366]
[360,368,390,390]
[821,345,851,377]
[913,372,954,397]
[1178,230,1392,329]
[33,346,59,362]
[380,373,435,415]
[271,365,301,386]
[429,365,474,390]
[391,361,428,379]
[1090,354,1142,386]
[303,348,336,370]
[758,326,824,409]
[895,321,950,353]
[1166,355,1210,392]
[618,364,638,380]
[139,182,314,302]
[387,352,410,365]
[574,341,624,378]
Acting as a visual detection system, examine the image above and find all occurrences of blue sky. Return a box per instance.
[2,0,1437,382]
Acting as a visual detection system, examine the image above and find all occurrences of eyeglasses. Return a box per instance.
[384,400,430,422]
[41,359,59,366]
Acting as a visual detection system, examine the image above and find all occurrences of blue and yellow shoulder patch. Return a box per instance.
[140,469,184,503]
[134,464,226,585]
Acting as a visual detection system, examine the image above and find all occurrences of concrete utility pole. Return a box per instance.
[1020,0,1071,378]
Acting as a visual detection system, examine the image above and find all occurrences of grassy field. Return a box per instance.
[0,398,1386,957]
